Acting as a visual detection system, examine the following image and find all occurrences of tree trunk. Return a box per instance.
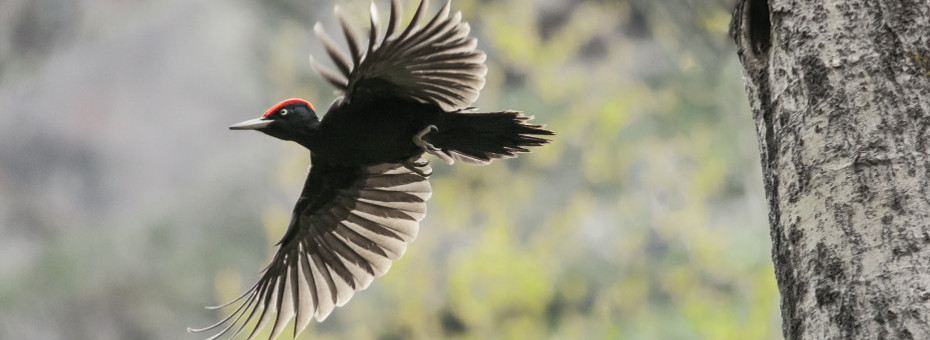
[730,0,930,338]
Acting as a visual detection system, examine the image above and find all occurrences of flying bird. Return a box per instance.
[190,0,552,339]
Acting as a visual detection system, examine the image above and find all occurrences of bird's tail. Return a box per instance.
[423,110,554,165]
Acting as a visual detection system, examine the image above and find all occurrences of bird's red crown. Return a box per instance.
[263,98,314,117]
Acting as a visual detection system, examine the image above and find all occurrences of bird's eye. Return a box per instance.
[279,109,289,116]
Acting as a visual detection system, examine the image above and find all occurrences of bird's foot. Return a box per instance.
[413,125,440,152]
[413,125,454,165]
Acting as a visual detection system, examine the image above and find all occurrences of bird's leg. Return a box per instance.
[413,125,441,152]
[413,125,454,165]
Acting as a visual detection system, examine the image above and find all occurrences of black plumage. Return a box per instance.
[191,1,552,339]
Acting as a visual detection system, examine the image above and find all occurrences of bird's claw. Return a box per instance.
[413,125,440,151]
[413,125,454,165]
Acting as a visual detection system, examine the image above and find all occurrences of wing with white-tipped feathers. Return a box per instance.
[311,0,487,111]
[190,157,431,340]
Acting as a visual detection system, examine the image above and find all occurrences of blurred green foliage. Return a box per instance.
[208,0,779,339]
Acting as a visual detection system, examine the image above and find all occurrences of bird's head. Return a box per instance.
[230,98,320,144]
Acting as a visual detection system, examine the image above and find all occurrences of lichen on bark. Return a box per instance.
[731,0,930,338]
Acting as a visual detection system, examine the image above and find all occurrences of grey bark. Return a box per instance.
[731,0,930,339]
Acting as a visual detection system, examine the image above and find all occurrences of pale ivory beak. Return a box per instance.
[229,117,272,130]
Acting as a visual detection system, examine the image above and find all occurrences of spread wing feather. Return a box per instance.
[189,158,431,340]
[309,0,487,111]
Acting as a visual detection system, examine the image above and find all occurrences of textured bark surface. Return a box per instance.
[731,0,930,338]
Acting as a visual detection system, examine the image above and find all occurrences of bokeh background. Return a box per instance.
[0,0,779,339]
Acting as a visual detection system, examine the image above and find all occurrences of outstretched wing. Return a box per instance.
[310,0,487,111]
[190,157,431,340]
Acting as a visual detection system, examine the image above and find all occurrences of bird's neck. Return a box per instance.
[292,122,321,150]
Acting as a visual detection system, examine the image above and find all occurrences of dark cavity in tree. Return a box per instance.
[746,0,771,56]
